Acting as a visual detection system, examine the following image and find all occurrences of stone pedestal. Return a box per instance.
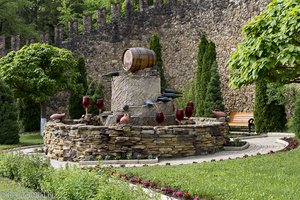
[111,69,161,112]
[107,68,175,126]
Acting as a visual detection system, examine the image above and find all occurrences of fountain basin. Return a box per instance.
[44,121,229,161]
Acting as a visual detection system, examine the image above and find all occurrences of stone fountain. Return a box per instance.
[44,47,229,161]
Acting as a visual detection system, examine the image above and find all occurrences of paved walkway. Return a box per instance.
[18,135,289,169]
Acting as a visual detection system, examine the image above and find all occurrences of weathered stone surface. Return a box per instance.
[44,121,229,161]
[111,71,161,111]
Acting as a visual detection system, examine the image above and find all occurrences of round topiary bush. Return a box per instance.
[0,79,19,144]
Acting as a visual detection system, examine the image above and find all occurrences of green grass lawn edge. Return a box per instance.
[0,133,43,151]
[119,148,300,200]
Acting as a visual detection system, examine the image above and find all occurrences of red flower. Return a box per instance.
[137,177,142,183]
[143,180,150,187]
[129,177,135,183]
[151,182,158,188]
[184,193,191,198]
[175,191,183,197]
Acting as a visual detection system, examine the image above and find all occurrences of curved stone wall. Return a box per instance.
[44,121,229,161]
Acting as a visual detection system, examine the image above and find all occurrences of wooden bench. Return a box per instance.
[228,112,254,133]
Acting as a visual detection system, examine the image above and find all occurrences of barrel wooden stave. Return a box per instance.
[122,48,156,72]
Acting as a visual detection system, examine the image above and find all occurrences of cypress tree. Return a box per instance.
[149,33,167,88]
[195,35,208,117]
[69,56,88,119]
[291,93,300,139]
[254,80,269,134]
[90,81,105,115]
[266,101,287,132]
[18,98,40,132]
[197,42,216,116]
[0,79,19,144]
[203,61,225,117]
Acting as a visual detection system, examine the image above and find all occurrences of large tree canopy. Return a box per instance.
[0,43,79,103]
[228,0,300,88]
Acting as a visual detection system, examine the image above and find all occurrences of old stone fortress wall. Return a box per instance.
[0,0,270,113]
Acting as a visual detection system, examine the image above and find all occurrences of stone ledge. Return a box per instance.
[224,142,250,151]
[79,157,158,166]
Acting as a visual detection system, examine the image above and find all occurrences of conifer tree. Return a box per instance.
[0,79,19,144]
[197,42,216,116]
[149,33,166,88]
[195,35,208,116]
[291,93,300,139]
[18,98,40,132]
[266,101,287,132]
[87,80,105,115]
[69,56,88,119]
[254,80,269,134]
[203,61,225,117]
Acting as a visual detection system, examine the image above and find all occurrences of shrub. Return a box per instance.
[195,35,208,117]
[0,79,19,144]
[291,93,300,138]
[69,56,88,119]
[203,61,225,117]
[40,167,100,200]
[0,152,151,199]
[254,80,269,134]
[18,98,40,132]
[255,81,288,133]
[149,33,167,88]
[0,152,49,190]
[95,176,150,200]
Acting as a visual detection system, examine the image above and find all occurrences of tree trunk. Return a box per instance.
[40,101,47,135]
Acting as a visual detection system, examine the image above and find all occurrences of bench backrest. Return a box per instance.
[229,112,253,124]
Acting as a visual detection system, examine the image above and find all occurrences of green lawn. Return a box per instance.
[0,177,52,200]
[120,148,300,200]
[0,133,43,151]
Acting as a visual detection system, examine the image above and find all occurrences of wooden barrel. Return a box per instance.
[122,48,156,72]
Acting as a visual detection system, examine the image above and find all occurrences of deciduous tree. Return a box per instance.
[0,43,79,133]
[228,0,300,88]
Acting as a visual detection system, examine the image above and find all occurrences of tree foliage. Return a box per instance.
[18,98,40,132]
[195,35,208,117]
[86,79,105,115]
[0,0,36,38]
[291,93,300,139]
[0,43,79,122]
[254,80,269,134]
[229,0,300,88]
[254,80,287,133]
[0,43,79,103]
[197,41,216,116]
[149,33,167,88]
[69,56,88,119]
[203,61,225,117]
[0,79,19,144]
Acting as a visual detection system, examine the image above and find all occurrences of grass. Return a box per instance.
[0,133,43,151]
[120,148,300,199]
[0,177,52,200]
